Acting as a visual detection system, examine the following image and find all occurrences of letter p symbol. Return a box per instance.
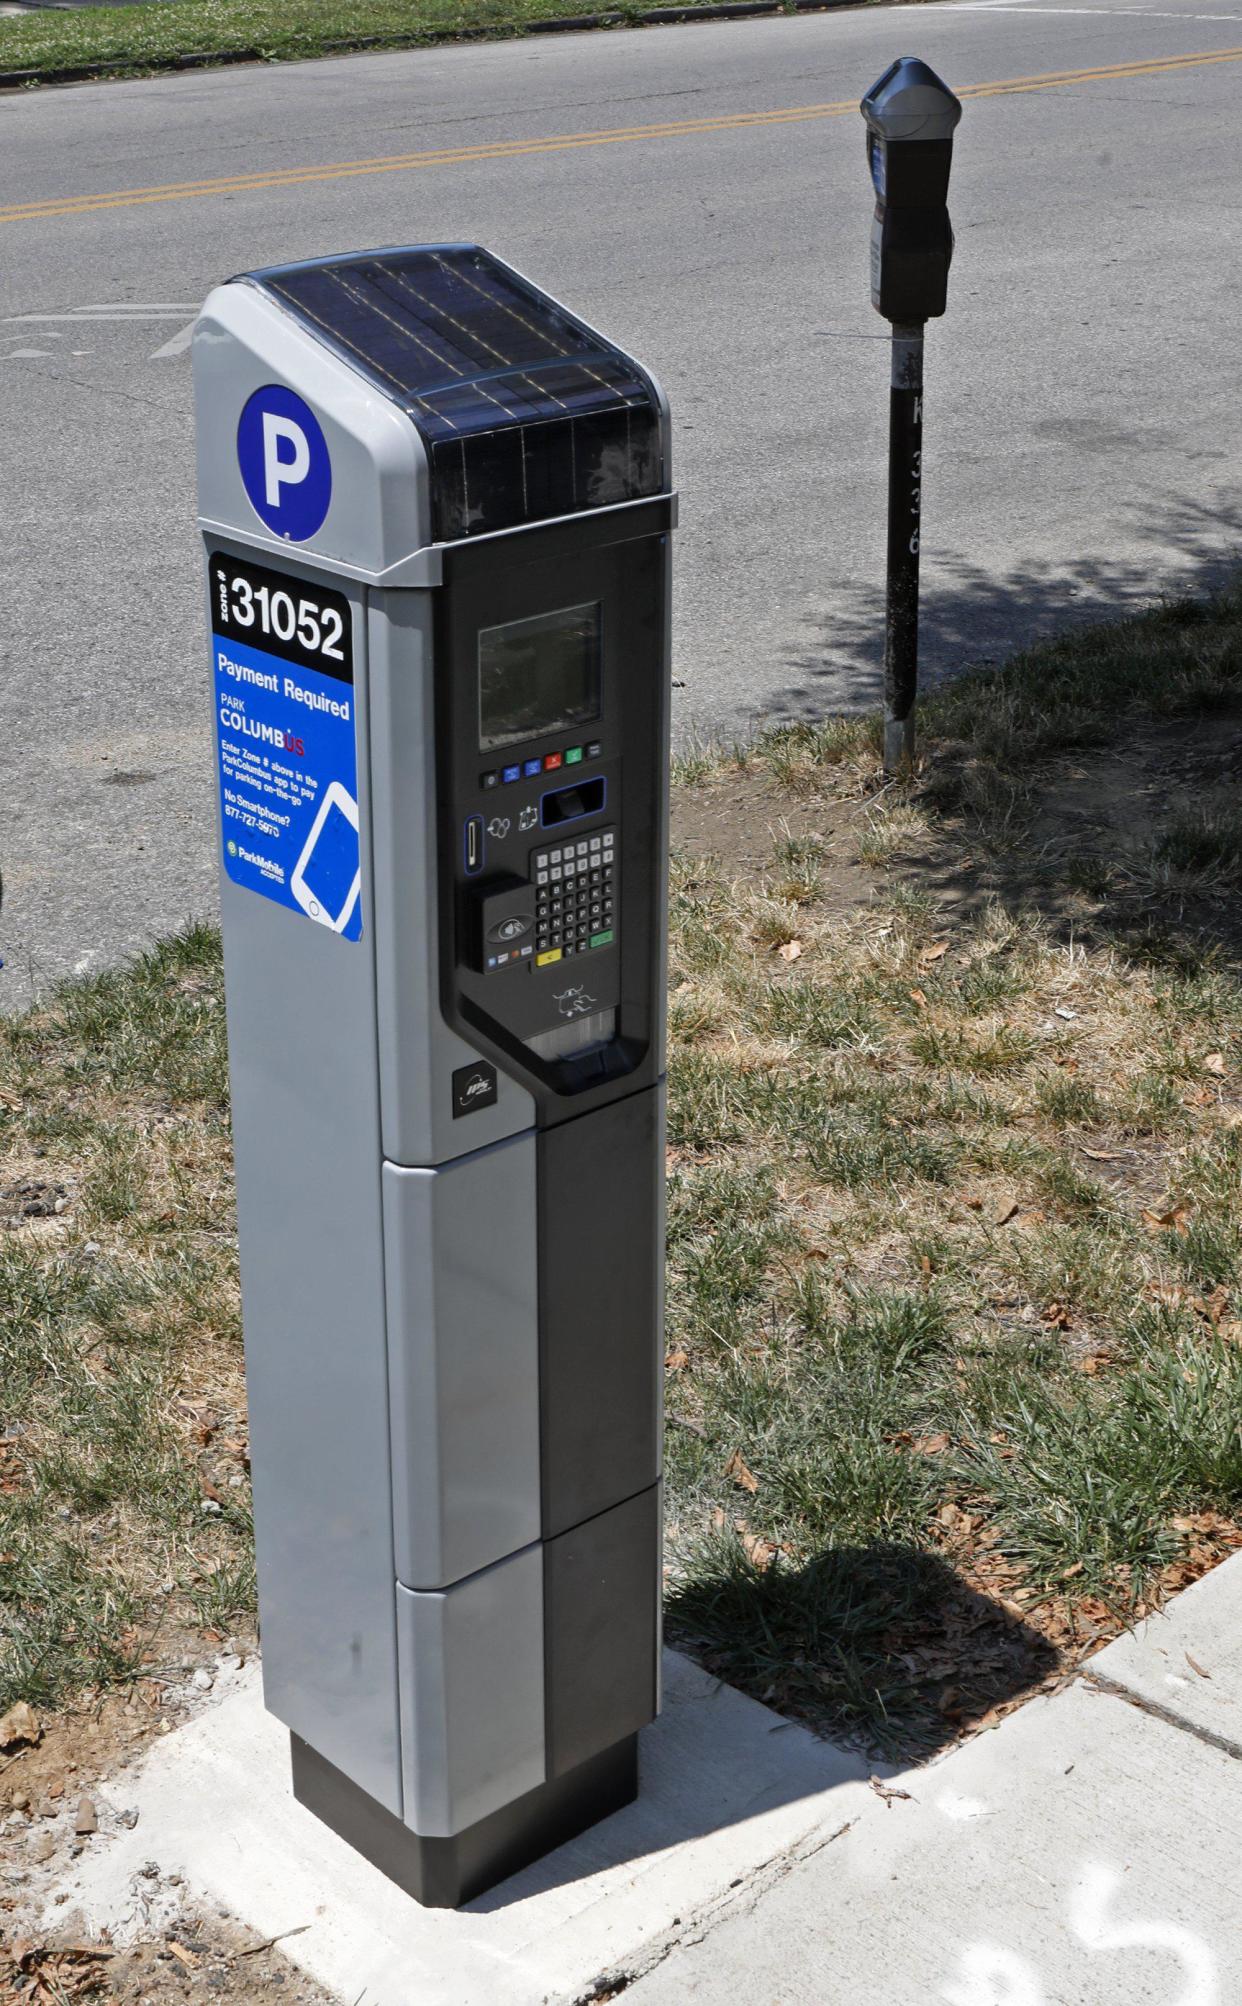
[263,413,310,507]
[238,386,332,542]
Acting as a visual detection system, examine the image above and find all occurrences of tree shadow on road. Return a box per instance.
[767,483,1242,729]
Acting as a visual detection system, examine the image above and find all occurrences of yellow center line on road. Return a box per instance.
[3,45,1241,225]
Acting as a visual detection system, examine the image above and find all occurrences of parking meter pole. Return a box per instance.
[860,56,961,775]
[884,323,924,773]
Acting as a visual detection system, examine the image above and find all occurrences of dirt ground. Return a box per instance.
[673,708,1242,963]
[0,1645,341,2006]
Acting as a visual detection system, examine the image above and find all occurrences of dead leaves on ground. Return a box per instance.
[1,1940,114,2006]
[1146,1279,1241,1341]
[888,1430,951,1457]
[0,1700,42,1751]
[723,1448,759,1495]
[736,1527,784,1570]
[709,1503,787,1572]
[1142,1203,1192,1235]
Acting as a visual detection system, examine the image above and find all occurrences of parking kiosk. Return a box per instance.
[193,246,673,1907]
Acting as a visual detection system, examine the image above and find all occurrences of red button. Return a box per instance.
[544,751,563,771]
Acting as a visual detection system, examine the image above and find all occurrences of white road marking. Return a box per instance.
[2,348,57,359]
[1,303,198,363]
[149,321,196,360]
[5,311,197,323]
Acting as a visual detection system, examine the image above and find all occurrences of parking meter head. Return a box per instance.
[860,57,962,323]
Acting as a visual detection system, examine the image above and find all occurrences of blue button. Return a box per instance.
[502,764,521,784]
[524,757,542,778]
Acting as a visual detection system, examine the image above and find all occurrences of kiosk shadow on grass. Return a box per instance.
[666,1542,1059,1761]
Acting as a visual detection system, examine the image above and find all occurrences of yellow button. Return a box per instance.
[536,948,562,967]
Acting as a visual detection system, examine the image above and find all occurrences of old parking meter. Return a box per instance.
[860,59,962,769]
[193,245,672,1908]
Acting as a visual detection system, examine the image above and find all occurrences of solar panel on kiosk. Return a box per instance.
[247,246,664,542]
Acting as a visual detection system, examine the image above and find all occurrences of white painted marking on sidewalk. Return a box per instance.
[943,1944,1046,2004]
[946,1860,1221,2004]
[937,1790,995,1820]
[1070,1863,1218,2005]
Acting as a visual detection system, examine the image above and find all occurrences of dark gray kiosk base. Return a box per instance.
[291,1732,639,1909]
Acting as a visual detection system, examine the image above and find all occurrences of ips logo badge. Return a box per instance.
[452,1061,498,1119]
[236,384,332,543]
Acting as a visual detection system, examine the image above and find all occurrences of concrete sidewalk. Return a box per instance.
[20,1557,1242,2006]
[631,1555,1242,2006]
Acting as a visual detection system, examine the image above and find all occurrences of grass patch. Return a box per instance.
[0,927,248,1714]
[4,584,1242,1760]
[664,578,1242,1752]
[0,0,786,83]
[663,838,1242,1749]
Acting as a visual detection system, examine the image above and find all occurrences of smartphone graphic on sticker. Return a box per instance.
[291,781,362,935]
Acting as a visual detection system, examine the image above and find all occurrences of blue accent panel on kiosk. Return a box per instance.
[212,628,363,941]
[242,246,663,542]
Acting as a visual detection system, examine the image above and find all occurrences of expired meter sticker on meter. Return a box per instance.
[210,551,362,941]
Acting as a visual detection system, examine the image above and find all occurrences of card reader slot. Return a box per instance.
[540,778,605,827]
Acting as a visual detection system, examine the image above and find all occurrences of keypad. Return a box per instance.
[532,828,616,965]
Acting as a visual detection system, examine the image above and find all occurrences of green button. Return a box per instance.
[590,929,614,949]
[564,745,584,765]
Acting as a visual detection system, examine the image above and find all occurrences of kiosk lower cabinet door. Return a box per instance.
[397,1544,546,1836]
[544,1485,661,1778]
[383,1136,541,1591]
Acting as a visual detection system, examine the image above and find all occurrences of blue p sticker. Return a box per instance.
[237,384,332,542]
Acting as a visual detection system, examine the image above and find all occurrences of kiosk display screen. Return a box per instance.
[478,604,601,753]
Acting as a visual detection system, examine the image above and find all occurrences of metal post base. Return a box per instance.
[290,1730,639,1910]
[883,712,917,775]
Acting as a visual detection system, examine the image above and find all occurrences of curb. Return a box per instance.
[0,0,858,91]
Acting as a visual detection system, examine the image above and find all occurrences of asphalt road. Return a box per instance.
[2,0,1241,1004]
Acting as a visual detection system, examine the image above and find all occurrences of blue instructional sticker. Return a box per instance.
[209,551,362,940]
[236,384,332,543]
